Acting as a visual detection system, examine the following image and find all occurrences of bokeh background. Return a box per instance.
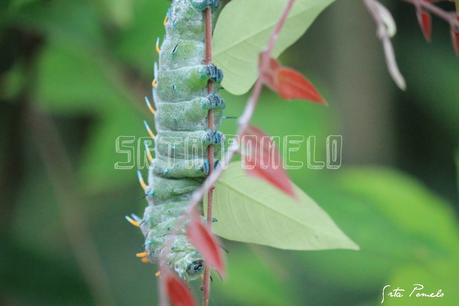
[1,0,458,305]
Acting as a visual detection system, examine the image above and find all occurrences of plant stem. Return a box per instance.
[171,0,296,303]
[364,0,407,89]
[187,0,297,215]
[365,0,459,88]
[203,6,214,306]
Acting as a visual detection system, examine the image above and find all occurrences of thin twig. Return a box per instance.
[365,0,459,89]
[186,0,297,213]
[203,6,214,306]
[364,0,407,90]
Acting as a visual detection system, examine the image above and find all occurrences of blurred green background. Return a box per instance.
[1,0,459,305]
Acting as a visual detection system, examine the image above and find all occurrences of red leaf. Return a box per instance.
[241,125,296,198]
[261,58,325,104]
[186,212,225,276]
[164,270,197,306]
[416,8,432,42]
[452,16,459,56]
[276,68,325,103]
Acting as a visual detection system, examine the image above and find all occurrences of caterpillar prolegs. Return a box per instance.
[129,0,224,280]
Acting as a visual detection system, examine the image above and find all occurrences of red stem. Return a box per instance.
[203,7,214,306]
[199,1,296,305]
[187,0,297,221]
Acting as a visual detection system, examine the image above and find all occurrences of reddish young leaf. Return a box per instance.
[261,58,325,104]
[241,125,296,198]
[276,67,325,103]
[164,270,197,306]
[452,17,459,56]
[186,212,225,276]
[416,8,432,42]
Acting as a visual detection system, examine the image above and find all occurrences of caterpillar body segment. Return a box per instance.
[146,175,202,202]
[132,0,224,281]
[156,94,225,131]
[153,157,210,178]
[164,0,219,41]
[157,64,223,101]
[141,201,188,231]
[159,39,205,69]
[155,130,223,160]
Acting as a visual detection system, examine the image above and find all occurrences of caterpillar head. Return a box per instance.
[172,250,204,280]
[186,259,204,278]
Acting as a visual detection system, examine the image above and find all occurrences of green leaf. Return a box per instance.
[213,0,334,95]
[209,161,358,250]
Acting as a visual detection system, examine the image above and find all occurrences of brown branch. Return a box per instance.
[203,6,214,306]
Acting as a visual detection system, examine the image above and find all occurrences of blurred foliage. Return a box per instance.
[0,0,458,306]
[302,169,459,305]
[401,42,459,141]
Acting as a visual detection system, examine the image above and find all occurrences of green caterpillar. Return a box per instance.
[127,0,224,281]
